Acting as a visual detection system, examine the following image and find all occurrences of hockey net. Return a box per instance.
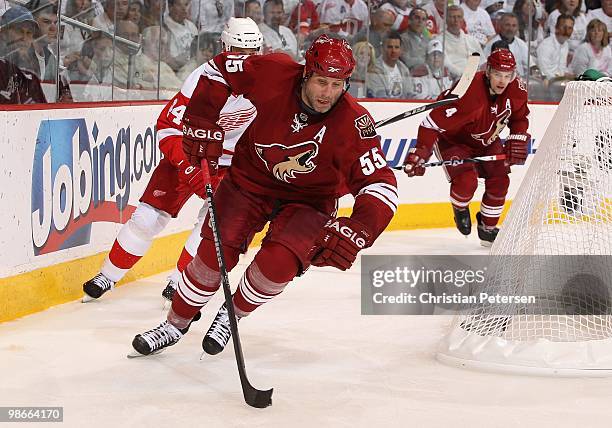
[437,81,612,376]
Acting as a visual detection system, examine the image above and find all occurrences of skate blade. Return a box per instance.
[162,298,171,310]
[127,348,164,359]
[480,240,493,247]
[81,294,96,303]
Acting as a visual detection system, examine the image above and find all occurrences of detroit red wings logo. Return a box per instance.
[217,106,257,132]
[255,141,319,183]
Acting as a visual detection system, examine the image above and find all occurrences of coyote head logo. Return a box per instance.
[471,109,511,146]
[255,141,318,183]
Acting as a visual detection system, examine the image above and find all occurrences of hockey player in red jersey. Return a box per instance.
[82,18,263,302]
[403,48,530,246]
[131,34,399,356]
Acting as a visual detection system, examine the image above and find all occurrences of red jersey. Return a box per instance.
[185,53,398,237]
[289,0,320,33]
[156,64,257,168]
[417,71,529,155]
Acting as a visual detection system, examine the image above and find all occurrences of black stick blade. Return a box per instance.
[243,385,273,408]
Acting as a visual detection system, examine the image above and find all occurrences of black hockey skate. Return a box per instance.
[131,321,184,356]
[130,312,202,357]
[453,206,472,236]
[476,212,499,247]
[202,303,239,355]
[82,273,116,302]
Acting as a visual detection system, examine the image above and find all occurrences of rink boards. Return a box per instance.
[0,100,557,322]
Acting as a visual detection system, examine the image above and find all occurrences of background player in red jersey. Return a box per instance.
[404,49,530,246]
[131,35,399,357]
[81,18,263,302]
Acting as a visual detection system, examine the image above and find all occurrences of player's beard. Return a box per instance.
[304,91,332,113]
[301,84,343,114]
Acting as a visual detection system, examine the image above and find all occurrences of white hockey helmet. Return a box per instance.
[221,17,263,53]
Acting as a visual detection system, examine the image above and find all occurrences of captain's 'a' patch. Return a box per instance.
[354,114,377,139]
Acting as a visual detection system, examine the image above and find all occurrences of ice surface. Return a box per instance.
[1,229,610,427]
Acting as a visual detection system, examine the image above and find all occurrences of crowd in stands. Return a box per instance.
[0,0,610,104]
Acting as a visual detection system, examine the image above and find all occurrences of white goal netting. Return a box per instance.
[437,81,612,376]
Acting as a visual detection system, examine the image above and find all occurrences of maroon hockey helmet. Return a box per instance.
[487,48,517,72]
[304,34,355,80]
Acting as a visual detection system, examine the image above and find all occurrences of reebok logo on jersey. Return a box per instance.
[354,114,376,139]
[255,141,318,183]
[153,190,166,197]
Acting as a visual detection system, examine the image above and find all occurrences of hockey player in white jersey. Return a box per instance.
[409,39,454,100]
[81,18,263,303]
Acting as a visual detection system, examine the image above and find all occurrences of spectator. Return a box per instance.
[349,40,376,97]
[424,0,449,36]
[461,0,496,46]
[289,0,320,39]
[484,13,533,77]
[317,0,369,38]
[537,14,575,79]
[192,0,234,34]
[380,0,412,32]
[65,0,95,22]
[112,20,142,89]
[73,32,114,100]
[0,6,40,77]
[141,0,165,27]
[164,0,198,71]
[0,57,47,104]
[32,2,74,102]
[482,0,505,19]
[0,7,46,104]
[92,0,129,33]
[259,0,299,58]
[29,0,60,82]
[352,8,394,57]
[408,39,453,99]
[546,0,588,51]
[60,0,95,66]
[235,0,246,17]
[70,32,111,81]
[245,0,263,24]
[570,18,611,75]
[367,30,413,98]
[435,5,483,79]
[400,7,431,70]
[513,0,546,54]
[127,0,143,29]
[134,26,182,91]
[177,31,222,80]
[586,0,611,33]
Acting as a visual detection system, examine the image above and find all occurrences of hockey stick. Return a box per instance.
[392,154,506,171]
[200,159,273,409]
[374,53,481,129]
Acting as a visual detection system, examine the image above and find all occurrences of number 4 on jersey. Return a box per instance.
[360,147,386,176]
[168,98,186,126]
